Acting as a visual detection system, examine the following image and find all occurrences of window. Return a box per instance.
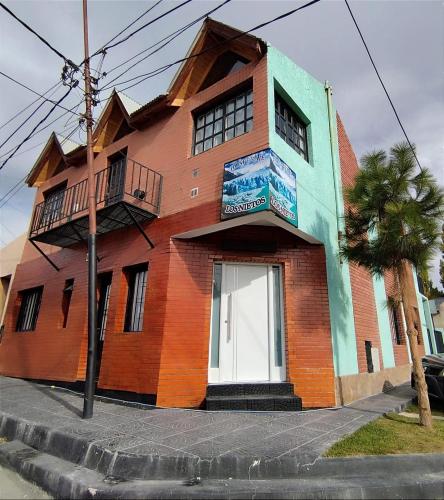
[41,183,66,228]
[124,264,148,332]
[106,149,127,205]
[62,279,74,328]
[389,304,402,345]
[413,307,422,344]
[193,88,253,155]
[199,51,249,92]
[365,340,374,373]
[275,92,308,161]
[16,287,43,332]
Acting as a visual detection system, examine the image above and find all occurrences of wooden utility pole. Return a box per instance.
[82,0,98,419]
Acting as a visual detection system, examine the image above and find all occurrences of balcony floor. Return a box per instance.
[29,202,156,248]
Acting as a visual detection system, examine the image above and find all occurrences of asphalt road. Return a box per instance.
[0,465,52,499]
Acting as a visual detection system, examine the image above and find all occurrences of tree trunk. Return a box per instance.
[397,261,433,428]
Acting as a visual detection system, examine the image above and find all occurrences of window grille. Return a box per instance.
[193,88,253,155]
[62,279,74,328]
[124,264,148,332]
[41,184,66,228]
[389,305,403,345]
[16,287,43,332]
[275,92,308,161]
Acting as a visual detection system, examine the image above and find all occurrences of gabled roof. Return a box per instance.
[167,18,266,106]
[27,19,267,186]
[92,90,143,153]
[26,132,81,187]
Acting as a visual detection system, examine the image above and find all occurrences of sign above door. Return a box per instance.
[221,148,297,226]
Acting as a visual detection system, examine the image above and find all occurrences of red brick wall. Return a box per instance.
[156,214,335,408]
[0,54,337,408]
[337,115,384,372]
[0,57,269,393]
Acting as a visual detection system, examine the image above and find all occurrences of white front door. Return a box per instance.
[208,263,285,383]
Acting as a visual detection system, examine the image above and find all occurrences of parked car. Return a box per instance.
[412,354,444,401]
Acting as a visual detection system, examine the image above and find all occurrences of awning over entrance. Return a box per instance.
[172,211,320,244]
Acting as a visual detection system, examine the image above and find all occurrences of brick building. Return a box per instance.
[0,20,434,409]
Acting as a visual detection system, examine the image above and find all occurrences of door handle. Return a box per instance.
[226,292,232,342]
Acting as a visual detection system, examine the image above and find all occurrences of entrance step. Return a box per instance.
[205,383,302,411]
[206,382,295,397]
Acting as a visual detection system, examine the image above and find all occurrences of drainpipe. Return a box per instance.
[325,81,343,262]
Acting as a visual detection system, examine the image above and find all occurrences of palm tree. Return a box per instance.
[341,142,444,428]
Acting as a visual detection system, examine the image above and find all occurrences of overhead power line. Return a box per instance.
[90,0,192,58]
[0,71,79,116]
[0,81,61,132]
[343,0,423,172]
[104,0,322,93]
[0,88,73,170]
[0,98,49,151]
[0,2,76,65]
[103,0,232,89]
[94,0,164,55]
[0,123,81,209]
[0,100,84,161]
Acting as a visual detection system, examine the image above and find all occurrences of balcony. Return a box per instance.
[29,158,162,247]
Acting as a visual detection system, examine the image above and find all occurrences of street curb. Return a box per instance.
[0,390,415,481]
[1,440,443,500]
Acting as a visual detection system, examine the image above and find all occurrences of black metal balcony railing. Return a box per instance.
[29,158,162,247]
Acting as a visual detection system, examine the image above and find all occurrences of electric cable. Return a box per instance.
[89,0,192,58]
[0,100,84,161]
[0,71,79,116]
[105,0,321,93]
[0,81,62,132]
[0,123,81,209]
[0,2,76,65]
[92,0,164,56]
[102,0,232,89]
[0,99,49,151]
[343,0,423,171]
[0,88,73,170]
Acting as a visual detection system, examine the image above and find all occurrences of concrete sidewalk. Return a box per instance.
[0,376,415,481]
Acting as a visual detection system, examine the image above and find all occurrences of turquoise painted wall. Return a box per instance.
[372,274,395,368]
[266,46,359,376]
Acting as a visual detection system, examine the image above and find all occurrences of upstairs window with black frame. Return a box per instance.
[16,286,43,332]
[41,182,67,228]
[275,92,308,161]
[124,264,148,332]
[193,88,253,155]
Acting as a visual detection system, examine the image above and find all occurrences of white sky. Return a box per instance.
[0,0,442,287]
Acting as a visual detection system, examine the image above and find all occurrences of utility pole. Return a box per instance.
[82,0,98,419]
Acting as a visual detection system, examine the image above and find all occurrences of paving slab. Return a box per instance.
[0,375,416,480]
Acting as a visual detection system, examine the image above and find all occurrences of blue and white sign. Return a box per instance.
[221,148,297,226]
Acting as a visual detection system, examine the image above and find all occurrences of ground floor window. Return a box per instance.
[389,304,403,345]
[62,279,74,328]
[16,286,43,332]
[124,264,148,332]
